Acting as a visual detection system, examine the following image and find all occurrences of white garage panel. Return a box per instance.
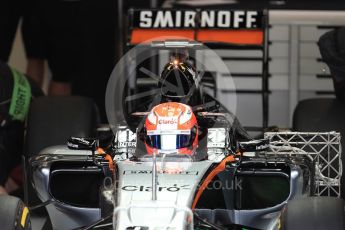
[300,58,330,75]
[217,75,288,91]
[299,75,334,91]
[299,42,321,58]
[217,90,289,128]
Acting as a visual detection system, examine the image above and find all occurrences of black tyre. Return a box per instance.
[0,195,31,230]
[293,98,345,133]
[282,196,345,230]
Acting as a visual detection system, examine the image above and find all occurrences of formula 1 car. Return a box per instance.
[0,38,344,230]
[3,39,339,230]
[24,100,344,230]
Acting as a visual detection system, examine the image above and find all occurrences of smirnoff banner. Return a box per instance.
[131,10,264,30]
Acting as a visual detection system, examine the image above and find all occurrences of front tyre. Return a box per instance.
[0,195,31,230]
[282,196,345,230]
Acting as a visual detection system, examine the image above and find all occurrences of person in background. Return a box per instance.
[0,0,45,87]
[0,0,47,195]
[318,27,345,101]
[1,0,117,121]
[0,61,43,195]
[24,0,117,121]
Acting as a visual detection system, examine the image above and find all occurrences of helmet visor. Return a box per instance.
[146,126,197,151]
[146,134,193,150]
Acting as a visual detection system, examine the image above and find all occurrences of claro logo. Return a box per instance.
[158,119,177,124]
[122,184,191,192]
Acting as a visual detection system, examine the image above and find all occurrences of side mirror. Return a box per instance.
[67,137,99,151]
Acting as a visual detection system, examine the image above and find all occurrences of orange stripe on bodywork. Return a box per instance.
[96,148,114,171]
[191,155,236,210]
[105,154,114,171]
[130,29,263,45]
[97,147,105,154]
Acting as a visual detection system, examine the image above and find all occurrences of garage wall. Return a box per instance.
[211,11,345,129]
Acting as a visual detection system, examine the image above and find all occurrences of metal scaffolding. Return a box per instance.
[265,131,342,197]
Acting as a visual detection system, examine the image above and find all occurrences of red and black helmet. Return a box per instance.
[144,102,198,155]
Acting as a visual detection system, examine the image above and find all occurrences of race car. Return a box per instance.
[25,100,344,230]
[0,39,342,230]
[0,7,345,230]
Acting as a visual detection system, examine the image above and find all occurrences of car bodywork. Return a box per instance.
[29,120,341,229]
[28,31,341,229]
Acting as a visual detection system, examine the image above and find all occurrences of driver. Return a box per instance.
[144,102,198,155]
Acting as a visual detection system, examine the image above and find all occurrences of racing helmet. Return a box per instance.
[158,60,200,104]
[144,102,198,155]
